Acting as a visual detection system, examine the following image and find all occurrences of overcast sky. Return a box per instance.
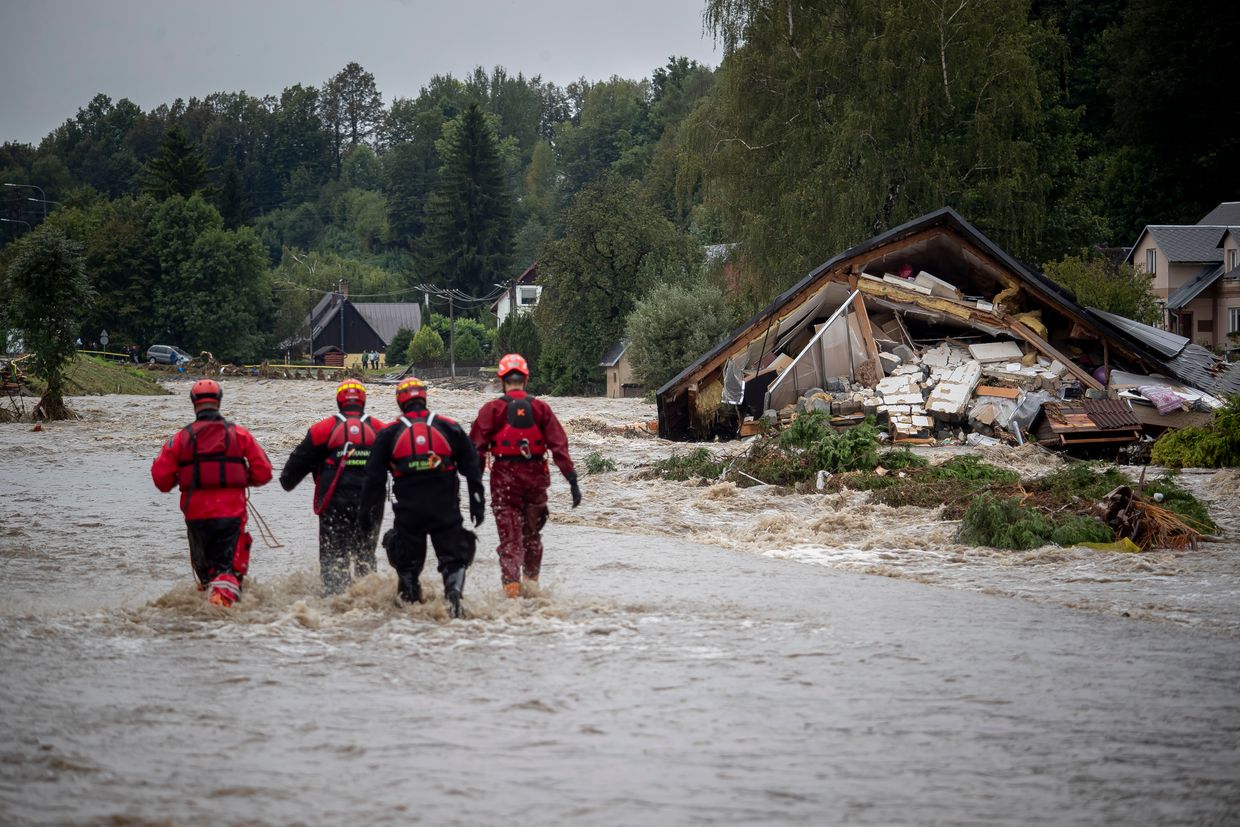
[1,0,719,145]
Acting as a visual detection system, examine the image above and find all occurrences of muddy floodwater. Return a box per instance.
[2,378,1238,825]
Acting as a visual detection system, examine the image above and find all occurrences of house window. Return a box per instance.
[1230,249,1239,272]
[517,286,539,306]
[1145,248,1157,275]
[1230,307,1240,334]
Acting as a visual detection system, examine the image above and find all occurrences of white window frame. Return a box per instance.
[1229,249,1239,272]
[1146,247,1157,275]
[1230,307,1240,335]
[517,286,539,306]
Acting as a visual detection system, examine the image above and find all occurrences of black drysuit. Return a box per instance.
[359,409,484,606]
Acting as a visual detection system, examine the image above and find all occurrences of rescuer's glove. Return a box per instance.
[566,472,582,509]
[469,484,486,527]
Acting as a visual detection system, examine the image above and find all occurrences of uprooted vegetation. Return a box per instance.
[640,415,1215,550]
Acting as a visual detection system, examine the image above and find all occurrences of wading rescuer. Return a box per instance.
[151,379,273,606]
[279,380,387,594]
[359,377,484,617]
[470,354,580,598]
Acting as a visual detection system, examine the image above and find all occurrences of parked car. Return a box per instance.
[145,345,193,366]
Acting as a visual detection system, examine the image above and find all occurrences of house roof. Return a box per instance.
[1139,226,1227,263]
[599,340,628,368]
[1086,308,1226,393]
[1199,201,1240,225]
[491,263,539,311]
[1166,264,1226,309]
[351,302,422,344]
[658,207,1093,399]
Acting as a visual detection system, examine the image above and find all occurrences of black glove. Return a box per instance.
[566,471,582,509]
[469,485,486,527]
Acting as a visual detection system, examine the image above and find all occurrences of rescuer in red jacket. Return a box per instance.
[470,354,580,599]
[151,379,273,606]
[279,380,388,594]
[359,377,484,617]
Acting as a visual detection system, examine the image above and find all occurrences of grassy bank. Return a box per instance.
[27,355,169,396]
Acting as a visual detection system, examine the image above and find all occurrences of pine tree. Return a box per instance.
[143,125,210,200]
[422,104,513,295]
[218,158,246,228]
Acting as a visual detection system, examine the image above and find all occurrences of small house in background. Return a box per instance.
[304,282,422,367]
[600,340,643,398]
[1126,201,1240,347]
[493,264,541,325]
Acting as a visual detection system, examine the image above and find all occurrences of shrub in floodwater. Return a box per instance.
[927,455,1020,485]
[1035,462,1130,501]
[958,494,1114,549]
[878,448,928,470]
[734,414,880,486]
[643,448,725,481]
[584,451,617,474]
[1151,394,1240,469]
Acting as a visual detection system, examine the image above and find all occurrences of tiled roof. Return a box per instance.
[1199,202,1240,225]
[1167,264,1225,309]
[1145,226,1227,263]
[599,339,629,368]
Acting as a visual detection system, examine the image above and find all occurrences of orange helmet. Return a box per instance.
[497,353,530,379]
[395,377,428,408]
[336,380,366,411]
[190,378,222,409]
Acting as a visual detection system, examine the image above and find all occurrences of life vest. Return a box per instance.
[390,412,455,476]
[490,393,545,460]
[323,413,379,472]
[176,419,249,492]
[313,413,379,513]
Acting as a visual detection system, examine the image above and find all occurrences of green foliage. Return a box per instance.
[725,414,880,486]
[627,279,734,390]
[422,104,514,295]
[142,126,210,200]
[1034,463,1130,501]
[535,174,700,394]
[494,311,541,364]
[3,225,94,416]
[877,449,928,470]
[321,62,384,169]
[1042,251,1160,325]
[425,312,494,362]
[584,451,618,475]
[386,328,413,365]
[407,325,445,363]
[927,456,1020,486]
[959,494,1111,550]
[869,456,1021,513]
[1151,396,1240,469]
[642,448,726,481]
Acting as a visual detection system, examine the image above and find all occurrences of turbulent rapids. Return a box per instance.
[1,378,1238,825]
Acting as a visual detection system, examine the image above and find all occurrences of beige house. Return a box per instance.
[599,340,643,398]
[1127,201,1240,348]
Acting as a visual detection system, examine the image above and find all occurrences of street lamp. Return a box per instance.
[26,197,62,211]
[0,217,31,233]
[4,182,47,218]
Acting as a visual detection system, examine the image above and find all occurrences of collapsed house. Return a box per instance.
[657,208,1240,445]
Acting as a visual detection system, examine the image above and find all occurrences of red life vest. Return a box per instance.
[313,413,379,513]
[176,419,249,492]
[323,412,379,472]
[491,393,545,459]
[390,412,456,476]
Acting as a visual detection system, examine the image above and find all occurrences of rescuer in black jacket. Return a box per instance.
[359,377,484,617]
[280,380,387,594]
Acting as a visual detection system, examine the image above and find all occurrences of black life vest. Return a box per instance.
[177,419,248,491]
[490,393,545,459]
[390,412,456,476]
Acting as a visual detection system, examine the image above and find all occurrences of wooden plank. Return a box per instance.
[975,385,1021,399]
[847,278,883,365]
[1007,319,1104,391]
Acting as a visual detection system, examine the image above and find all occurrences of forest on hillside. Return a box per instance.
[2,0,1236,392]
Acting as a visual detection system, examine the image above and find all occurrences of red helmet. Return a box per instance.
[336,380,366,411]
[190,378,222,409]
[497,353,530,379]
[395,377,428,408]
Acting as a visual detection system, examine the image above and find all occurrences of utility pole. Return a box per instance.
[449,293,456,378]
